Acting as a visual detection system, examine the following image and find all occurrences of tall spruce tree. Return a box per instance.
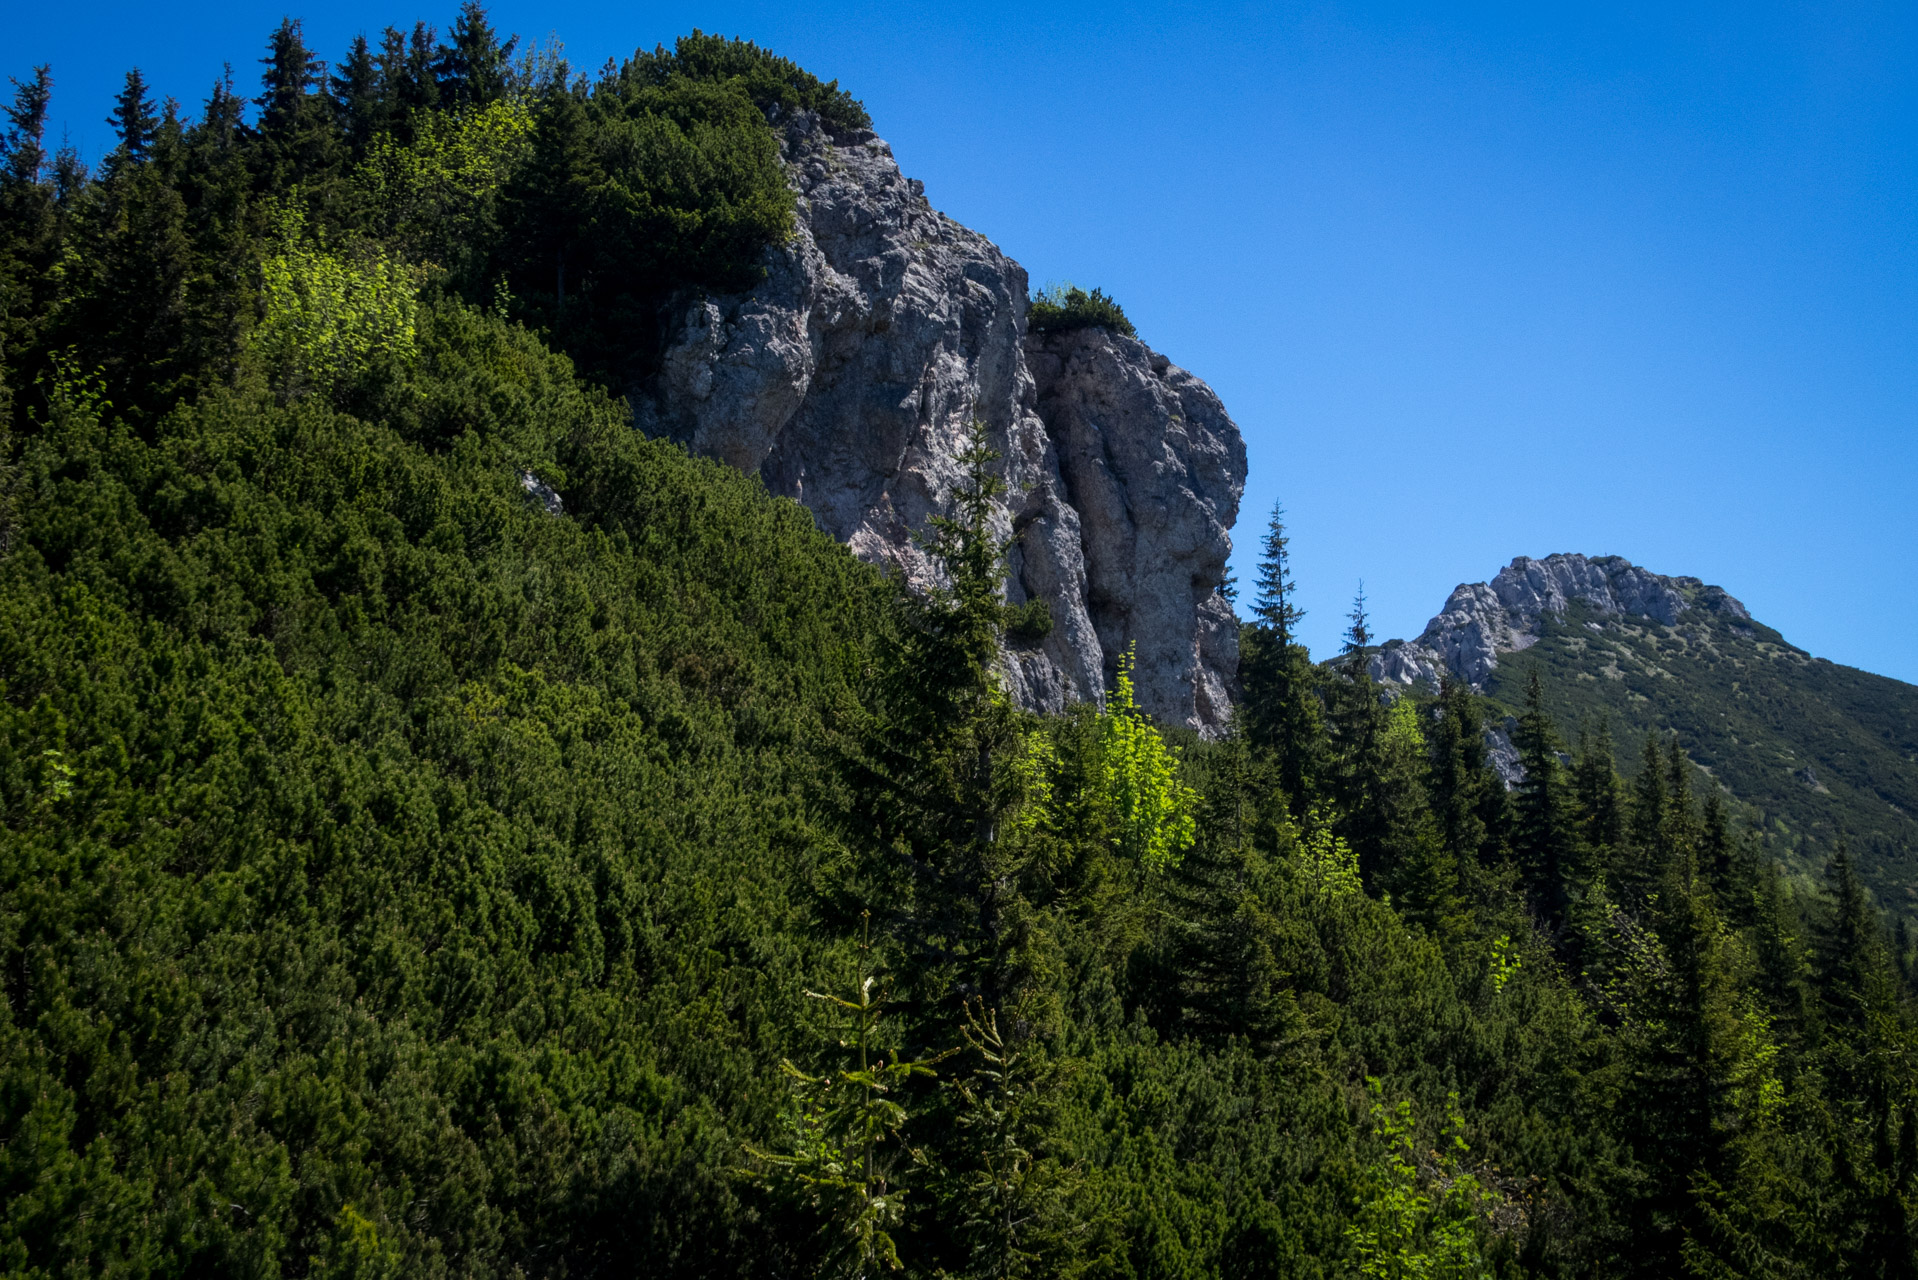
[1322,587,1437,902]
[330,34,384,156]
[844,423,1040,1019]
[255,18,342,191]
[1324,587,1382,881]
[105,68,158,168]
[2,65,52,186]
[1815,841,1888,1037]
[1663,737,1701,877]
[1239,500,1321,817]
[1624,731,1671,898]
[1512,668,1573,926]
[1428,676,1500,912]
[436,2,518,109]
[1572,717,1627,879]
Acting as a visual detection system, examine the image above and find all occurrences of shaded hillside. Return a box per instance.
[1371,553,1918,916]
[1479,602,1918,912]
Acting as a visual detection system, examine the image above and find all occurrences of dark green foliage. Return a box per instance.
[1513,668,1573,923]
[1001,595,1053,644]
[624,30,873,133]
[1026,284,1138,339]
[0,299,892,1274]
[1476,598,1918,926]
[1429,676,1504,903]
[435,2,517,110]
[2,15,1914,1277]
[2,65,51,184]
[106,68,158,167]
[1240,501,1322,818]
[254,18,344,192]
[331,35,385,156]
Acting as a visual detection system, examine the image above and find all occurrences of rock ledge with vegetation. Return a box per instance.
[632,110,1246,733]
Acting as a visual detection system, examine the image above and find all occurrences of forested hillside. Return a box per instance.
[1476,603,1918,919]
[1,11,1913,1277]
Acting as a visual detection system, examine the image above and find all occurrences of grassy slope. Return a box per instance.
[1478,600,1918,915]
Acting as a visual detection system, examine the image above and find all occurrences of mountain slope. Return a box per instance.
[1372,554,1918,913]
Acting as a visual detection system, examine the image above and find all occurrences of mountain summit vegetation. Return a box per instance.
[0,12,1913,1277]
[1474,598,1918,920]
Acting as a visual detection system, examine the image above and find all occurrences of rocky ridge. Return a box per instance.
[631,109,1246,734]
[1370,553,1753,692]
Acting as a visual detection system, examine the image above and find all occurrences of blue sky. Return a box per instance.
[10,1,1917,681]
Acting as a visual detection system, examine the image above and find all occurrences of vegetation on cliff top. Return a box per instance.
[0,10,1912,1277]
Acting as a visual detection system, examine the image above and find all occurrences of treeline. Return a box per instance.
[0,11,1914,1278]
[1234,506,1918,1276]
[0,6,864,435]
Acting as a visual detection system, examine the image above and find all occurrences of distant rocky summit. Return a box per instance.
[1370,553,1752,691]
[630,110,1246,734]
[1368,552,1917,910]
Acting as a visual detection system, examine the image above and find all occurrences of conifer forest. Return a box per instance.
[0,10,1912,1277]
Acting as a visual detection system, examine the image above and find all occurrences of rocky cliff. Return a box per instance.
[630,109,1246,733]
[1370,553,1752,691]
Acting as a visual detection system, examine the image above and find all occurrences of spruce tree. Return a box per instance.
[1324,587,1382,881]
[1664,736,1701,874]
[330,34,384,156]
[1239,500,1321,817]
[254,18,342,191]
[1428,676,1498,912]
[1320,587,1438,904]
[1571,717,1627,879]
[844,423,1039,1019]
[106,68,158,168]
[1815,841,1887,1036]
[1698,789,1735,891]
[2,65,52,186]
[1624,731,1670,898]
[1511,668,1572,925]
[436,2,518,109]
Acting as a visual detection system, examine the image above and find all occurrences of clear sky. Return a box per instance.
[9,1,1917,682]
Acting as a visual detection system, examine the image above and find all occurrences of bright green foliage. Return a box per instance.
[356,97,535,260]
[1347,1083,1492,1280]
[3,14,1915,1279]
[1099,646,1197,872]
[254,205,421,399]
[1488,935,1520,995]
[1026,283,1137,339]
[1299,815,1362,897]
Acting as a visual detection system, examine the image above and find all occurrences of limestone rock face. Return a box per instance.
[1371,553,1752,691]
[632,110,1246,733]
[1024,328,1245,735]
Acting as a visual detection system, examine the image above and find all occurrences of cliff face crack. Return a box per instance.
[631,110,1246,734]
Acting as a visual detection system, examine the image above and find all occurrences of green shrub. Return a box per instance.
[1027,283,1137,339]
[1003,596,1054,644]
[623,30,872,132]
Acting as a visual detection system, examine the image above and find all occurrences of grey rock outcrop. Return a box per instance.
[632,110,1245,733]
[1371,553,1751,692]
[1025,328,1245,732]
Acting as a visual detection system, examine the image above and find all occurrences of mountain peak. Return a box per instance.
[1372,552,1751,689]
